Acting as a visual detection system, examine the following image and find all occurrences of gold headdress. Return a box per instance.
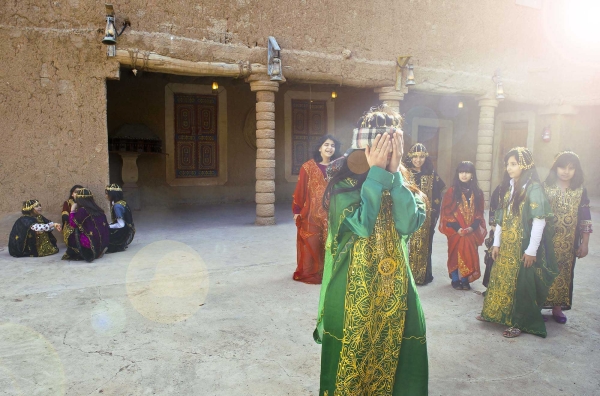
[408,143,429,158]
[22,199,40,212]
[105,183,123,192]
[358,104,402,128]
[75,188,94,198]
[512,147,534,170]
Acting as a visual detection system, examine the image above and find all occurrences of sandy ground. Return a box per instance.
[0,202,598,396]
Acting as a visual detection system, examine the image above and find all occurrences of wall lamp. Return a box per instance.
[268,36,283,81]
[492,71,505,100]
[396,56,416,89]
[102,4,130,47]
[405,64,416,86]
[331,91,338,101]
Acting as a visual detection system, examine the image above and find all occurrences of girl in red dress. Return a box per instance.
[439,161,487,290]
[292,134,341,283]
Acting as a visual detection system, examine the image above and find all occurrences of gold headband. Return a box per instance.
[75,188,94,198]
[408,143,429,158]
[22,200,40,212]
[105,184,122,192]
[554,151,580,161]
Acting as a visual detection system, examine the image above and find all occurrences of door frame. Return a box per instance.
[411,117,453,187]
[491,111,536,191]
[284,91,335,183]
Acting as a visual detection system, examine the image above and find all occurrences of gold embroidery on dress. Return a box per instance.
[544,184,582,308]
[34,216,58,257]
[530,202,539,210]
[407,174,433,284]
[481,191,523,325]
[334,193,408,395]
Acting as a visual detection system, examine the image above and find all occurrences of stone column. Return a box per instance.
[118,152,141,210]
[248,78,280,225]
[374,87,405,113]
[475,99,499,204]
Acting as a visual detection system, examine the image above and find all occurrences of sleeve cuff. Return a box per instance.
[367,166,394,189]
[391,171,404,188]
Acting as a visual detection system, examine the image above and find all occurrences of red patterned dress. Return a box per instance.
[439,187,487,282]
[292,159,328,284]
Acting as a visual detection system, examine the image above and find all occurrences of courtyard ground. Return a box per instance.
[0,202,598,396]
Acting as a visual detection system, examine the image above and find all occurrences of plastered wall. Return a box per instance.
[0,27,118,218]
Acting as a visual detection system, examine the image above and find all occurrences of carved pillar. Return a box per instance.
[248,78,280,225]
[476,99,499,204]
[375,86,406,113]
[118,152,141,210]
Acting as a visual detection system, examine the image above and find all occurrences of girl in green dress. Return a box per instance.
[478,147,558,338]
[543,151,592,323]
[315,107,428,395]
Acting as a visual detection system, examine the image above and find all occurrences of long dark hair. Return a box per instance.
[67,185,83,201]
[106,189,124,202]
[322,158,369,210]
[499,148,541,216]
[545,152,584,189]
[75,191,105,217]
[313,134,342,163]
[451,161,483,209]
[403,154,434,174]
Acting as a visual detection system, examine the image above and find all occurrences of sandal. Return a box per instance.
[476,315,488,322]
[502,327,522,338]
[451,280,461,290]
[461,281,471,290]
[552,314,567,324]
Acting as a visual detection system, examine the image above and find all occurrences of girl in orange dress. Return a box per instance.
[292,134,341,283]
[439,161,487,290]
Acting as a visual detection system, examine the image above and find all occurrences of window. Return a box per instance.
[291,99,327,175]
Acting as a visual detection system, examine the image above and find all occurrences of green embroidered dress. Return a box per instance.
[314,167,428,396]
[481,182,559,337]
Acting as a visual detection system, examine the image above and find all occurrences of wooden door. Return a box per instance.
[499,122,528,174]
[417,126,440,169]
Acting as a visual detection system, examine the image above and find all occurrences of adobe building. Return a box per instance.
[1,0,599,226]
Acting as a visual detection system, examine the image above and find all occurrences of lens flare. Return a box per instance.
[126,240,209,324]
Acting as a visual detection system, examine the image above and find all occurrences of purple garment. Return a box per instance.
[67,208,110,257]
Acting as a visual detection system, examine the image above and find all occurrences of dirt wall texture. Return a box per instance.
[0,26,119,218]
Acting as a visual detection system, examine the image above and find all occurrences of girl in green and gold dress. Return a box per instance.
[315,107,428,395]
[478,147,558,338]
[543,151,592,324]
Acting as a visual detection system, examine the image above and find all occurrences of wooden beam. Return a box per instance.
[115,49,266,78]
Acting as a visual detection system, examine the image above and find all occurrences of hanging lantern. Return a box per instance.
[542,126,551,142]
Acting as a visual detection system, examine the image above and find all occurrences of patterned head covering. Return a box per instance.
[22,199,40,212]
[350,105,402,149]
[510,147,534,170]
[105,183,122,192]
[407,143,429,158]
[75,188,94,198]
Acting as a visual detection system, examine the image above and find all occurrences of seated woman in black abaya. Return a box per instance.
[105,184,135,252]
[8,199,62,258]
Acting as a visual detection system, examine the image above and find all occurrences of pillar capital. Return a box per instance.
[477,98,499,108]
[538,104,578,115]
[248,79,280,93]
[374,86,406,101]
